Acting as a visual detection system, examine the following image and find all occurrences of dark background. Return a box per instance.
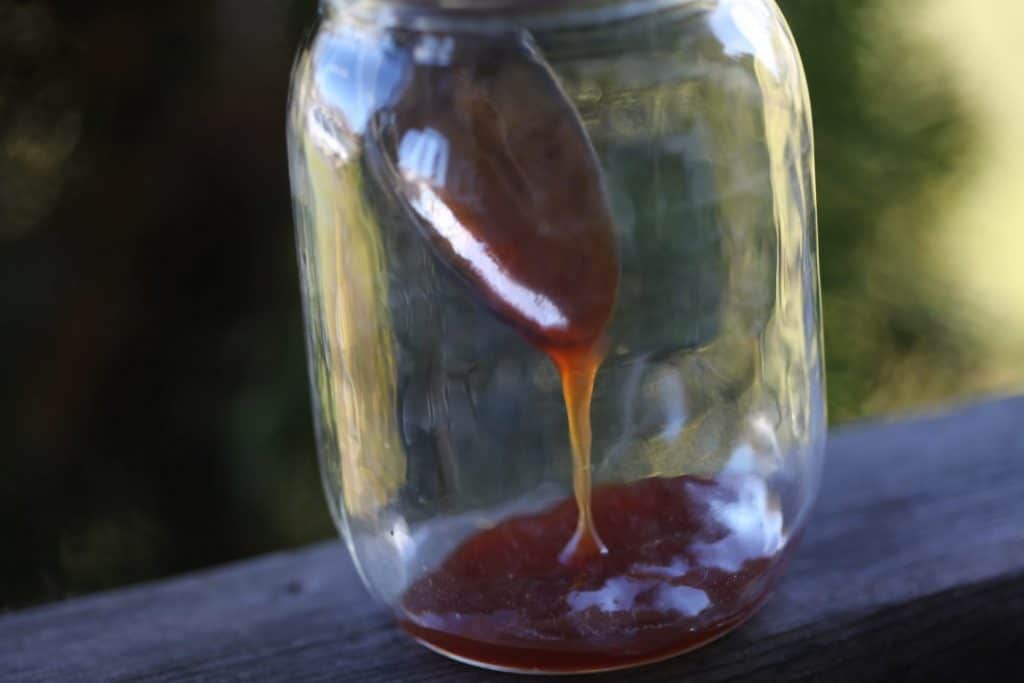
[1,0,1017,608]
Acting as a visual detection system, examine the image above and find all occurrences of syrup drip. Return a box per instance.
[377,36,617,564]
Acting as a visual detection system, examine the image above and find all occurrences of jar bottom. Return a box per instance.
[401,587,776,674]
[397,475,796,674]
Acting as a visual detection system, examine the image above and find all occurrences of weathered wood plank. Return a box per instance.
[2,397,1023,681]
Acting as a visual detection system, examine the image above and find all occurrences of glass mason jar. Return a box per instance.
[288,0,824,673]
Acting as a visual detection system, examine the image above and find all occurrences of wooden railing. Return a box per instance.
[3,397,1022,681]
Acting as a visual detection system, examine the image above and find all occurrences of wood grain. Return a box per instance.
[2,397,1022,681]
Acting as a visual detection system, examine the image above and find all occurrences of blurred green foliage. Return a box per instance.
[0,0,993,607]
[783,0,975,422]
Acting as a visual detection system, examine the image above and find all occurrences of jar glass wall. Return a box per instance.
[288,0,824,672]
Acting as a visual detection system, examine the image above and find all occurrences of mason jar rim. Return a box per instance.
[321,0,718,31]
